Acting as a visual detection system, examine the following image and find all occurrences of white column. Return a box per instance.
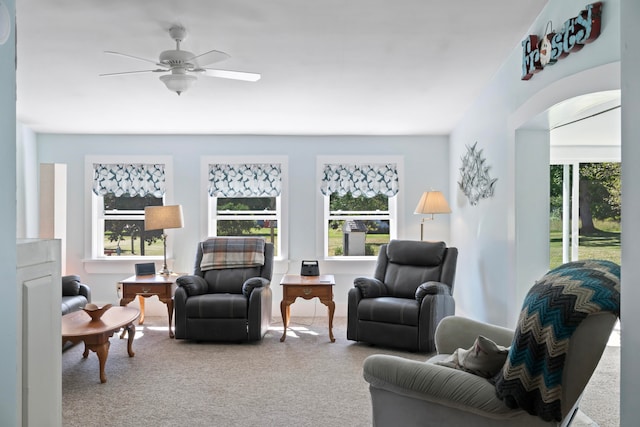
[39,163,67,274]
[571,162,580,261]
[562,164,570,263]
[621,0,640,425]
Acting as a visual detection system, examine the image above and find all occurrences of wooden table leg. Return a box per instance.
[166,299,174,338]
[320,297,336,343]
[119,296,133,339]
[138,295,146,324]
[85,341,111,384]
[327,300,335,343]
[280,299,289,342]
[125,323,136,357]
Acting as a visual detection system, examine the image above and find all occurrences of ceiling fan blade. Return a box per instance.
[188,49,230,66]
[99,69,167,77]
[202,68,261,82]
[104,51,167,67]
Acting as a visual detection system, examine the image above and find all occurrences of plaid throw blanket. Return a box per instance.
[200,237,265,271]
[493,259,620,422]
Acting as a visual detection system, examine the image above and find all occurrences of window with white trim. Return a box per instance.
[90,161,170,259]
[320,160,399,258]
[206,159,287,258]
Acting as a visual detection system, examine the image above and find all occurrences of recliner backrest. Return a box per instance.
[375,240,456,299]
[560,311,617,419]
[192,239,274,294]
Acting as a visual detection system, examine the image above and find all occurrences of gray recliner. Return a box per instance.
[174,237,273,342]
[363,260,620,427]
[347,240,458,352]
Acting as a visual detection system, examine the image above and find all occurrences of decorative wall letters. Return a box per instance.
[521,2,602,80]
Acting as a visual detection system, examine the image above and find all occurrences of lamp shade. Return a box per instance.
[414,191,452,215]
[144,205,184,231]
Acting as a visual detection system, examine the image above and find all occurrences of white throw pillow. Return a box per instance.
[435,335,509,378]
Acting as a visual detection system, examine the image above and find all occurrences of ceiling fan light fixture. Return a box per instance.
[160,73,196,95]
[102,25,260,93]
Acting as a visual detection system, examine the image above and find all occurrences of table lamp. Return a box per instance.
[414,191,451,241]
[144,205,184,275]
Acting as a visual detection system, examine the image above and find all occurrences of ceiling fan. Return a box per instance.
[100,25,261,95]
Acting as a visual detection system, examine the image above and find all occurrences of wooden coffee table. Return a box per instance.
[61,306,140,383]
[280,274,336,343]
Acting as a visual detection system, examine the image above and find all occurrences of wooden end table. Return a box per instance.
[280,274,336,343]
[119,274,177,338]
[62,306,139,383]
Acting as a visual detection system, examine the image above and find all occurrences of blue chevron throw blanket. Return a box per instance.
[493,260,620,422]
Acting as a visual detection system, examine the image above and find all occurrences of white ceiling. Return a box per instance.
[15,0,548,135]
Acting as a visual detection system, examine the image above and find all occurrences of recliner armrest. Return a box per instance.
[176,275,208,296]
[242,277,270,297]
[434,316,514,355]
[62,275,82,296]
[363,354,511,416]
[354,277,387,298]
[78,283,91,302]
[415,281,450,303]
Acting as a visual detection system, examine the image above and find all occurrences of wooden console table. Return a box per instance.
[119,274,177,338]
[280,274,335,343]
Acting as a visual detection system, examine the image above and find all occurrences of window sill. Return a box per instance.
[317,258,378,275]
[85,257,291,276]
[323,256,377,261]
[83,256,164,274]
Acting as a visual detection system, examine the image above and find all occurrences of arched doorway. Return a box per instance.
[509,62,620,323]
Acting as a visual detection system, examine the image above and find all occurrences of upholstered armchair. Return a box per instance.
[174,237,273,342]
[347,240,458,352]
[363,260,620,427]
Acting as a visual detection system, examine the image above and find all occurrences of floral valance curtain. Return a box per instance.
[208,163,282,197]
[320,163,399,197]
[92,164,166,197]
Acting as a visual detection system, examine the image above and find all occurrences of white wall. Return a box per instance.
[1,0,18,425]
[32,134,449,317]
[620,0,640,425]
[450,0,621,326]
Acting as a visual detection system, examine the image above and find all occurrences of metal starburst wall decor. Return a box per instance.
[458,142,497,206]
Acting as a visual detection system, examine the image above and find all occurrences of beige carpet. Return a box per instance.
[62,316,619,427]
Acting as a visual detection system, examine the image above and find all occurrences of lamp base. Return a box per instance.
[159,234,172,276]
[158,266,172,276]
[420,216,436,241]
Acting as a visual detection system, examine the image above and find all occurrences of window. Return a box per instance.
[89,159,173,259]
[205,159,287,258]
[320,160,399,258]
